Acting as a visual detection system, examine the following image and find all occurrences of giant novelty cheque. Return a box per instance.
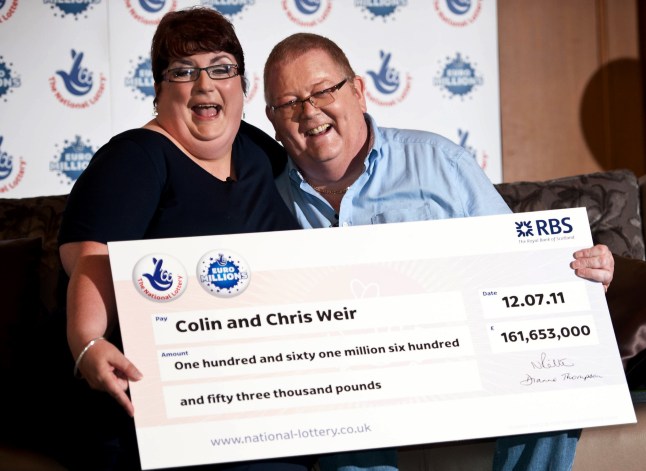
[108,208,635,470]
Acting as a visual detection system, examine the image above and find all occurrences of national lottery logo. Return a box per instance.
[125,56,155,101]
[282,0,332,27]
[0,0,19,23]
[125,0,177,25]
[198,250,250,298]
[433,52,483,99]
[0,56,21,102]
[434,0,482,27]
[201,0,255,19]
[43,0,101,19]
[354,0,407,22]
[133,254,187,303]
[0,136,26,194]
[49,135,94,184]
[365,50,411,107]
[49,49,107,109]
[457,128,488,171]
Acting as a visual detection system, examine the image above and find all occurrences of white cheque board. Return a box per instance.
[108,208,636,470]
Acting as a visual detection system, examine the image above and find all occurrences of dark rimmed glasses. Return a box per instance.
[163,64,239,83]
[269,78,349,119]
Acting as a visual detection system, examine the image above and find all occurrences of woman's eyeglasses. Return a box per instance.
[163,64,239,82]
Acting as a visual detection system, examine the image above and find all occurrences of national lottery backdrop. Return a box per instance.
[0,0,500,198]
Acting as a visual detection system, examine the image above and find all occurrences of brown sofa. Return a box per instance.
[0,169,645,470]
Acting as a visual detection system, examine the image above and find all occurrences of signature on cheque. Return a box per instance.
[521,352,602,386]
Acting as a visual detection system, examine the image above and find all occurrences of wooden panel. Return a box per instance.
[498,0,645,182]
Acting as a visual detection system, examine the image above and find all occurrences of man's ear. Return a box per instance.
[265,106,283,142]
[351,75,368,113]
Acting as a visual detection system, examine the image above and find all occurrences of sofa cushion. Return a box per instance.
[0,194,68,316]
[640,174,646,251]
[607,255,646,388]
[495,169,645,261]
[0,237,43,372]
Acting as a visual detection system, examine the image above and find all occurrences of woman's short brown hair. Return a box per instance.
[151,7,246,93]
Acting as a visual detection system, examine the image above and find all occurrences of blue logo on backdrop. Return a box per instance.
[140,0,165,12]
[295,0,320,14]
[198,251,250,298]
[201,0,255,18]
[43,0,101,19]
[515,217,574,240]
[125,56,155,100]
[0,1,6,10]
[49,49,106,108]
[434,0,482,27]
[0,136,11,181]
[365,50,411,106]
[434,52,483,99]
[57,49,93,96]
[125,0,177,25]
[354,0,407,21]
[0,56,21,102]
[0,136,26,193]
[282,0,332,27]
[50,135,94,184]
[133,254,187,302]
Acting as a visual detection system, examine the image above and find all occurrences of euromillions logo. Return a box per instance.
[515,221,534,238]
[433,52,483,99]
[125,56,155,101]
[201,0,255,19]
[0,0,19,23]
[49,135,94,185]
[43,0,101,19]
[457,128,488,171]
[49,49,107,109]
[0,136,26,194]
[198,250,250,298]
[125,0,177,25]
[354,0,407,22]
[0,56,21,102]
[365,50,411,106]
[133,254,187,303]
[282,0,332,27]
[434,0,482,27]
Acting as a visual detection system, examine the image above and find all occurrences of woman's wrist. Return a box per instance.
[73,336,106,378]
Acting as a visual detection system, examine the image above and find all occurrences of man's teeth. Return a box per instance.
[306,124,330,136]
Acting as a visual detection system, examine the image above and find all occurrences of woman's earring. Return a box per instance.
[152,104,158,117]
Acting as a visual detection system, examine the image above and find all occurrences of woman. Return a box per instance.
[59,7,310,471]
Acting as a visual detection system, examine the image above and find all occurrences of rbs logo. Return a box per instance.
[516,217,573,238]
[537,217,573,235]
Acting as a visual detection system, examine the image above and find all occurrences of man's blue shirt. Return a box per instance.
[275,114,511,229]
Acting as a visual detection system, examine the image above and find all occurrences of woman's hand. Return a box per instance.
[571,244,614,292]
[76,338,143,417]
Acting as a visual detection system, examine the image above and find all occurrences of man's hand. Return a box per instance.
[571,244,614,292]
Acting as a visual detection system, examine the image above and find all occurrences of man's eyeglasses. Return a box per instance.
[163,64,239,83]
[269,78,349,118]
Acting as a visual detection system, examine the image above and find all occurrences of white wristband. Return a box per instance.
[73,336,106,379]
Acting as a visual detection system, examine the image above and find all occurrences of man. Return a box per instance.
[263,33,614,471]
